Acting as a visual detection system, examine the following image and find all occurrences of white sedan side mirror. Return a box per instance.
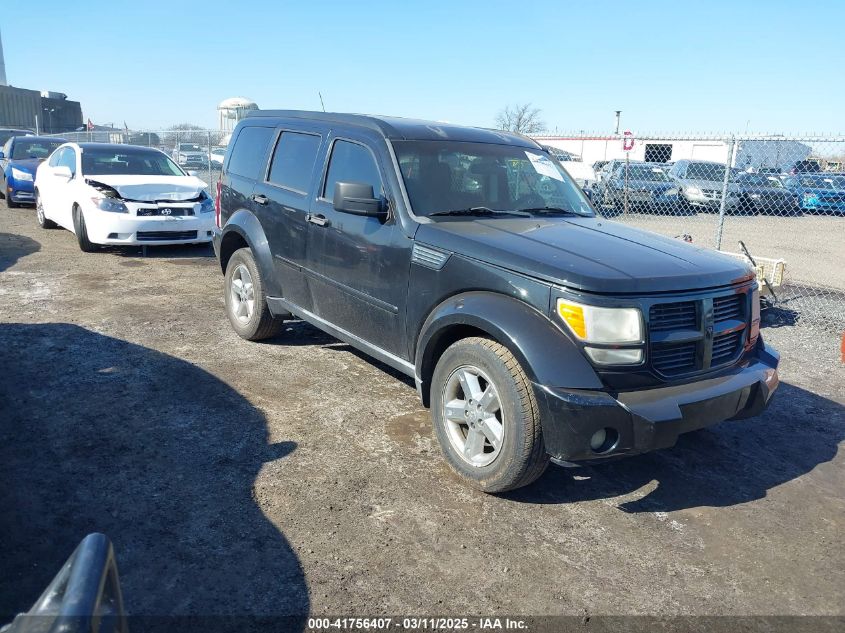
[53,165,73,180]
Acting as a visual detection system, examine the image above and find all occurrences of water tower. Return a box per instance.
[217,97,258,140]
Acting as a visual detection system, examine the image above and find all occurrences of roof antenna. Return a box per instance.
[318,92,326,112]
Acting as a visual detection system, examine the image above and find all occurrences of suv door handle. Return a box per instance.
[306,213,330,227]
[251,194,269,205]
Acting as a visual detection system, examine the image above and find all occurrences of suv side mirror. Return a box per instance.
[333,182,385,217]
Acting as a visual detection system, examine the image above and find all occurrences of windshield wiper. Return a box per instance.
[429,206,532,218]
[519,206,582,216]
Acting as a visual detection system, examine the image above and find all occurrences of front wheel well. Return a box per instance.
[418,324,501,408]
[219,231,249,274]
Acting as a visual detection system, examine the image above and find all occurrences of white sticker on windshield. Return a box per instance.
[525,151,564,181]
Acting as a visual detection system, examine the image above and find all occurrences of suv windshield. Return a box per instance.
[179,144,203,152]
[685,162,727,181]
[12,139,64,160]
[619,165,671,182]
[82,147,185,176]
[393,141,594,217]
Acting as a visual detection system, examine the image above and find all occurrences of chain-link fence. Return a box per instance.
[539,134,845,333]
[43,128,845,333]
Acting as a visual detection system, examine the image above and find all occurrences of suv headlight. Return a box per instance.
[556,299,644,365]
[11,167,33,181]
[685,186,702,195]
[91,196,128,213]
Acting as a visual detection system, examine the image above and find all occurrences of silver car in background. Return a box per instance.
[668,159,739,213]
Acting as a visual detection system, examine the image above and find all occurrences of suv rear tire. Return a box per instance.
[224,247,284,341]
[431,337,549,493]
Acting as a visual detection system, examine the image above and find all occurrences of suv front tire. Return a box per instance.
[224,247,284,341]
[431,337,549,493]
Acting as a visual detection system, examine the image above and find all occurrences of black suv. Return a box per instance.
[212,111,779,493]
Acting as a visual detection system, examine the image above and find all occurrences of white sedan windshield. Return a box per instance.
[82,147,185,176]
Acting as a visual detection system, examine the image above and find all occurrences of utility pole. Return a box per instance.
[614,110,622,135]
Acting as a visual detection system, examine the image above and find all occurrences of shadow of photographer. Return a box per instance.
[0,323,309,625]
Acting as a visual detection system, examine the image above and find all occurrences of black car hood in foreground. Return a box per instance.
[417,216,754,294]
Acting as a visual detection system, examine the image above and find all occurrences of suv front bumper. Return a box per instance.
[535,342,779,462]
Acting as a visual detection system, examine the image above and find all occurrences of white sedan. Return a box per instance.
[34,142,215,252]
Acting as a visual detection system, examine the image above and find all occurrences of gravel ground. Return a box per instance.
[1,199,843,622]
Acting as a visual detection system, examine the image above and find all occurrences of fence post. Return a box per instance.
[714,136,736,250]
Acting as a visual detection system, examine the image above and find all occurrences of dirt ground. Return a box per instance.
[1,199,843,622]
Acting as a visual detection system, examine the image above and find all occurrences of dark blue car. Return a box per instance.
[783,173,845,215]
[0,136,66,207]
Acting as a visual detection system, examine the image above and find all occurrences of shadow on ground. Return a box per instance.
[508,382,844,511]
[270,320,416,387]
[0,323,308,623]
[0,232,40,272]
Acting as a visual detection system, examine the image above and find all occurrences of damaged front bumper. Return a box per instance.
[535,342,780,463]
[83,204,215,245]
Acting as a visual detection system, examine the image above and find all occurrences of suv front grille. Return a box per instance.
[649,301,697,331]
[712,331,743,364]
[648,289,749,377]
[713,294,743,321]
[652,341,697,375]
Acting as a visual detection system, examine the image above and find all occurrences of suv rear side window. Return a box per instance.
[267,132,321,193]
[227,126,274,179]
[322,140,382,199]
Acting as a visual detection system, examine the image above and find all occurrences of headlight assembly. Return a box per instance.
[556,299,644,366]
[685,186,702,195]
[91,196,128,213]
[11,167,33,181]
[557,299,643,344]
[199,196,214,213]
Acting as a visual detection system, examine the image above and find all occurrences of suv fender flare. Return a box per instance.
[415,292,602,405]
[219,209,281,297]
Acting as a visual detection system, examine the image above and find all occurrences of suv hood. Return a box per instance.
[417,216,753,294]
[84,175,207,202]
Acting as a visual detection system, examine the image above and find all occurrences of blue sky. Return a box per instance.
[5,0,844,134]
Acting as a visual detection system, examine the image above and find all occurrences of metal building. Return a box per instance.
[0,27,83,133]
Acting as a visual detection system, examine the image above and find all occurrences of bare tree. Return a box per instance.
[495,103,546,135]
[164,123,207,145]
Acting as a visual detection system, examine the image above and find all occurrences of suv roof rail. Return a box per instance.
[245,109,539,147]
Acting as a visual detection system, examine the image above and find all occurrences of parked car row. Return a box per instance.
[169,142,228,168]
[580,157,845,217]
